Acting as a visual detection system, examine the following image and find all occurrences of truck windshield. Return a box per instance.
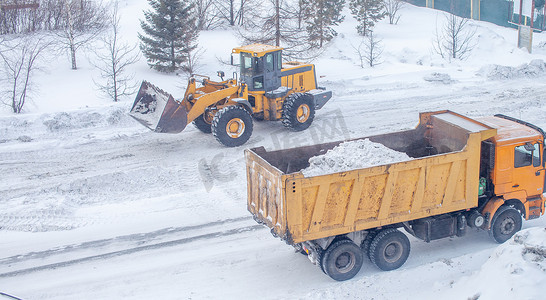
[240,53,262,77]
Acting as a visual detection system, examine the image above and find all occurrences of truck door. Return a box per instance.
[511,142,544,197]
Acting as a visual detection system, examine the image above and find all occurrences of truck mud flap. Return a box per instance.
[129,81,188,133]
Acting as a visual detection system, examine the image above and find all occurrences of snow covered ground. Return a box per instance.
[1,1,546,299]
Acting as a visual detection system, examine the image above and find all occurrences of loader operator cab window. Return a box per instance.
[514,143,541,168]
[265,53,274,72]
[240,53,264,90]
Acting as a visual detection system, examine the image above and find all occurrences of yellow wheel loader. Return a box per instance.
[129,44,332,147]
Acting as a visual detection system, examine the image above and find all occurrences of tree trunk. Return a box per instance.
[67,1,78,70]
[70,44,77,69]
[275,0,280,46]
[230,0,235,26]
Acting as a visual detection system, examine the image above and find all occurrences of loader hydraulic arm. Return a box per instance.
[184,85,241,124]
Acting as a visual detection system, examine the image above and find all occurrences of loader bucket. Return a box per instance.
[129,81,188,133]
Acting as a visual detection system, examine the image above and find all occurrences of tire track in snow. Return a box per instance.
[0,130,226,231]
[0,217,263,278]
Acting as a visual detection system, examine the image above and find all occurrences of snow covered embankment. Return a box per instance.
[478,59,546,80]
[447,227,546,300]
[302,139,410,177]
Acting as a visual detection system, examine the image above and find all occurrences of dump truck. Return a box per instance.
[129,44,332,147]
[246,110,546,281]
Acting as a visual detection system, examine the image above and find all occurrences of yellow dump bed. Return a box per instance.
[246,111,497,244]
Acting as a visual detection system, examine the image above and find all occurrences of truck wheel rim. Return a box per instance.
[335,251,355,273]
[384,241,402,263]
[499,218,515,235]
[296,104,310,123]
[226,118,245,138]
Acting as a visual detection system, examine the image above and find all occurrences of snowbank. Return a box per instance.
[478,59,546,80]
[302,139,410,177]
[446,227,546,300]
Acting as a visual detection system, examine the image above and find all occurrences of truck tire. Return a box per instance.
[369,228,410,271]
[362,231,379,260]
[315,248,326,274]
[281,93,315,131]
[212,106,253,147]
[193,113,212,133]
[322,239,363,281]
[488,206,522,243]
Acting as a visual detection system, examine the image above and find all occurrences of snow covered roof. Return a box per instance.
[477,116,543,145]
[232,44,284,57]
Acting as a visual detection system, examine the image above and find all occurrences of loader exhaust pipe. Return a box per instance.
[129,81,188,133]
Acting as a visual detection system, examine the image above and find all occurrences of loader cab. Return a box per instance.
[233,44,283,92]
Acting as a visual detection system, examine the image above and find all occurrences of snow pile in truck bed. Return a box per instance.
[302,139,411,177]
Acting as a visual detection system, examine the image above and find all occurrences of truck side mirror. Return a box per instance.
[524,142,535,152]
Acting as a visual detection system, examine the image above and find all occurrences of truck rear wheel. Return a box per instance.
[281,93,315,131]
[369,228,410,271]
[212,106,253,147]
[362,230,379,260]
[193,113,213,133]
[322,239,363,281]
[489,206,522,243]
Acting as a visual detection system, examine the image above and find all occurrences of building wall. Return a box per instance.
[404,0,544,30]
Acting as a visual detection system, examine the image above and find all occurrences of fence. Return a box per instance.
[405,0,546,31]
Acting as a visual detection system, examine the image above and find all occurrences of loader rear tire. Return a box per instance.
[369,228,410,271]
[322,239,363,281]
[212,106,253,147]
[193,113,213,133]
[282,93,315,131]
[488,206,522,244]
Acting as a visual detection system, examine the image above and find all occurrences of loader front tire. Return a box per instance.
[193,113,213,133]
[212,106,253,147]
[489,206,522,244]
[322,239,363,281]
[369,228,410,271]
[282,93,315,131]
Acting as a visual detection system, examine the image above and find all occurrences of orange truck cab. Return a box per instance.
[477,115,546,238]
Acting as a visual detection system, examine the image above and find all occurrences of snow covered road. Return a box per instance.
[1,71,546,299]
[2,2,546,296]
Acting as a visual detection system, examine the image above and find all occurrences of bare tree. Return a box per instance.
[182,46,205,76]
[353,31,382,67]
[92,1,140,102]
[215,0,255,26]
[53,0,108,70]
[432,13,476,61]
[384,0,404,25]
[238,0,324,60]
[0,1,40,34]
[195,0,223,30]
[0,34,50,113]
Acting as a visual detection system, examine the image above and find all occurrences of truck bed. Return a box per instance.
[246,111,497,244]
